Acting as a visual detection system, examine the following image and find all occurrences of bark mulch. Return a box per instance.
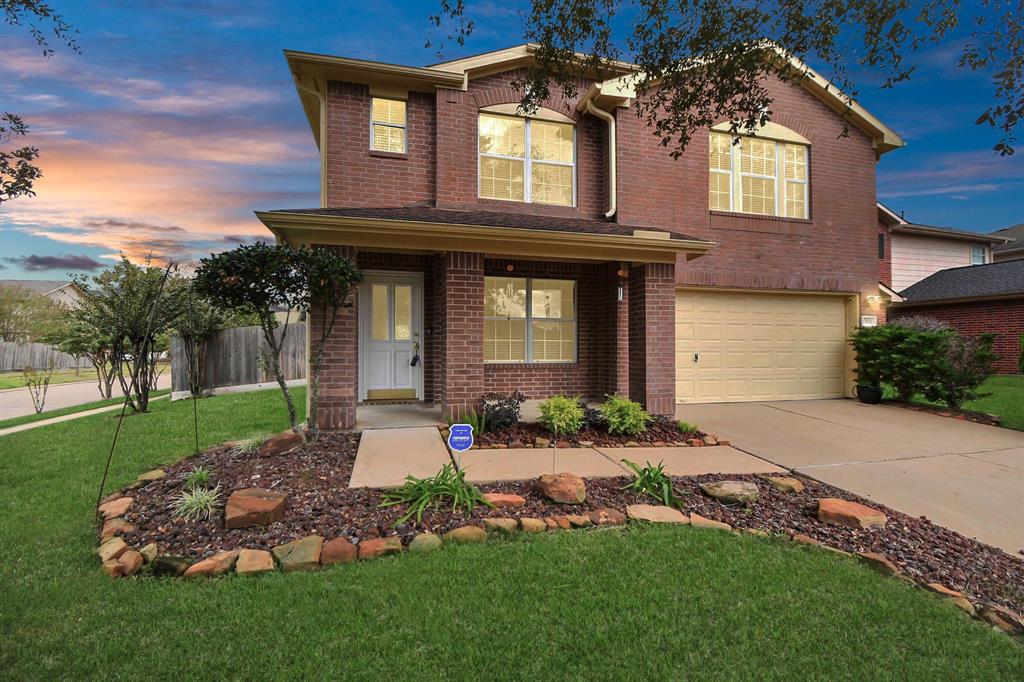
[476,417,709,448]
[118,433,1023,615]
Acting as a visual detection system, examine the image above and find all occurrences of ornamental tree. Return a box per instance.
[298,247,363,440]
[193,243,307,433]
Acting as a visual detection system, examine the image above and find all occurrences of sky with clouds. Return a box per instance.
[1,0,1021,280]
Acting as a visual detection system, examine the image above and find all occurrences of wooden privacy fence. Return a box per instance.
[170,324,307,394]
[0,341,91,371]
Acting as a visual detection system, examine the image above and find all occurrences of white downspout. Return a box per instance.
[585,98,617,219]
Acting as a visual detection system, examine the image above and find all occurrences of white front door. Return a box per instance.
[359,273,423,401]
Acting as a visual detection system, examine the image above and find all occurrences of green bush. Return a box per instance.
[677,421,699,435]
[184,466,212,489]
[538,395,585,436]
[481,392,525,430]
[850,323,951,400]
[380,463,492,524]
[922,333,998,410]
[600,395,652,435]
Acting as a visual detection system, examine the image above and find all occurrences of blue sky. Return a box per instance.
[1,0,1020,280]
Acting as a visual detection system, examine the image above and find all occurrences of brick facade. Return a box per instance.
[889,299,1024,374]
[305,61,888,427]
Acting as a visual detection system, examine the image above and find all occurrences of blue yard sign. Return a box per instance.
[448,424,474,452]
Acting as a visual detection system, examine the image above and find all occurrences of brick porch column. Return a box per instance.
[603,261,630,396]
[311,245,358,430]
[628,262,676,416]
[439,251,484,421]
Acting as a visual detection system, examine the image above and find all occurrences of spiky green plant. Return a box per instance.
[380,463,492,524]
[676,420,699,434]
[170,484,222,522]
[620,459,684,508]
[184,465,212,489]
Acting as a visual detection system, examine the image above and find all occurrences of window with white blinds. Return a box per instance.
[709,132,809,219]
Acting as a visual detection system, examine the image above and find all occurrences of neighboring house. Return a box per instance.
[257,44,905,428]
[888,260,1024,374]
[877,205,1006,294]
[0,279,81,307]
[990,223,1024,262]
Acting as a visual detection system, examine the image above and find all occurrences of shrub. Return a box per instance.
[170,484,222,522]
[1019,333,1024,374]
[481,391,526,430]
[892,316,951,332]
[184,466,212,489]
[537,395,585,436]
[450,407,486,435]
[600,395,652,436]
[923,333,998,410]
[581,401,607,430]
[620,460,683,508]
[677,420,699,434]
[380,463,492,524]
[850,323,951,400]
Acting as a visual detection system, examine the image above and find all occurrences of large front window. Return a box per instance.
[484,276,576,363]
[478,113,575,206]
[709,132,809,219]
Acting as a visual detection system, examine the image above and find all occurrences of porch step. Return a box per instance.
[349,427,452,489]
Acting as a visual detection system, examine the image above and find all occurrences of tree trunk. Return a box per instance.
[259,315,298,433]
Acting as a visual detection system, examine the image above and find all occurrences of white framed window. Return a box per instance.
[478,113,575,206]
[484,276,576,363]
[709,132,809,219]
[971,243,988,265]
[370,98,407,153]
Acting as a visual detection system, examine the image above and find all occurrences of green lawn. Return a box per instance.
[0,388,170,430]
[895,375,1024,431]
[1,388,1021,680]
[0,367,97,390]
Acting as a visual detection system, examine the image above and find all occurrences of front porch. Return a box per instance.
[257,207,714,430]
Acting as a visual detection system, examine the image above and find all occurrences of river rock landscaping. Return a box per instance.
[93,430,1024,638]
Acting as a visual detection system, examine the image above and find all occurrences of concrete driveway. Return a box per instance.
[677,400,1024,555]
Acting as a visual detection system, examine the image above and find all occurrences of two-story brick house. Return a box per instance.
[256,44,905,429]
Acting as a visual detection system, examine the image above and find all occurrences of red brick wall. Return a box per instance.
[311,245,358,430]
[628,262,677,416]
[889,299,1024,374]
[440,251,485,420]
[325,82,436,207]
[879,221,892,286]
[616,77,880,311]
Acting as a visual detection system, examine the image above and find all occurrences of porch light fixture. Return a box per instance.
[616,269,627,278]
[505,264,514,272]
[866,294,881,304]
[617,285,624,302]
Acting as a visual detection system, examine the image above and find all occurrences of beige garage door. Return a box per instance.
[676,290,849,403]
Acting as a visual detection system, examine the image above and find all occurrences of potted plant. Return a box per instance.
[850,326,885,404]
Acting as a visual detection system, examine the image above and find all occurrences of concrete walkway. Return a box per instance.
[349,427,453,488]
[678,399,1024,554]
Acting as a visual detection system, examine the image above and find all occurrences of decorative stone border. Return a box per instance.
[93,459,1024,639]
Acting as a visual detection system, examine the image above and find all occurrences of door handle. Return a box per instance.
[693,353,699,363]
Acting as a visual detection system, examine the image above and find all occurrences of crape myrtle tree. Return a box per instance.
[42,313,116,398]
[74,257,186,413]
[194,243,362,440]
[194,243,308,434]
[301,247,362,440]
[431,0,1024,156]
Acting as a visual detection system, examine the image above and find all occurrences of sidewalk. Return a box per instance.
[0,395,170,437]
[0,374,171,421]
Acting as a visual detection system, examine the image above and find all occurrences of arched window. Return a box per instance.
[478,106,576,207]
[709,122,809,219]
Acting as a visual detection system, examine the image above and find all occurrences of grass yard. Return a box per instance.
[1,388,1021,680]
[894,375,1024,432]
[0,367,96,390]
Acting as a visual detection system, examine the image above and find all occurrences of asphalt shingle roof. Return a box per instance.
[898,260,1024,303]
[267,206,700,241]
[0,279,71,295]
[990,223,1024,255]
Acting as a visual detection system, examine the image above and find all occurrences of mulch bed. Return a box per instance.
[475,418,708,448]
[118,433,1023,614]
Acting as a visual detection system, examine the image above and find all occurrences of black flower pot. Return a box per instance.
[856,384,883,404]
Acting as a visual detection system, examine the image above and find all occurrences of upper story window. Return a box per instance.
[971,243,988,265]
[478,112,575,207]
[370,98,406,153]
[709,128,809,219]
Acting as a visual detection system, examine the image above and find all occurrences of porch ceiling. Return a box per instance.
[257,207,714,264]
